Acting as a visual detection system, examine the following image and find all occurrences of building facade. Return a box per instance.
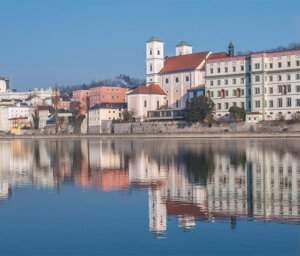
[72,90,90,115]
[89,86,128,108]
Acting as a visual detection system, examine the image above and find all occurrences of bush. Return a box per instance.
[229,106,246,121]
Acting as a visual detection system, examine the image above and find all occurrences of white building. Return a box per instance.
[145,37,227,109]
[127,83,166,121]
[205,45,300,120]
[0,103,34,132]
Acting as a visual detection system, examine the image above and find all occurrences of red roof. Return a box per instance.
[159,51,210,73]
[201,52,228,70]
[128,84,166,95]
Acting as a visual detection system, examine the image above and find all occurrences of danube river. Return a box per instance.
[0,138,299,255]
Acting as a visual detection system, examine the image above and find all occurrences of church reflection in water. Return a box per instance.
[0,139,300,235]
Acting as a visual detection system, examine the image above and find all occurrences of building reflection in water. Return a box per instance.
[0,139,299,235]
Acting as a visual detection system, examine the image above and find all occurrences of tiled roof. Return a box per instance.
[147,37,163,43]
[207,52,228,59]
[128,84,166,95]
[159,51,210,73]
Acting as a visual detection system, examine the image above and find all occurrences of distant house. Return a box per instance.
[72,90,90,115]
[88,102,127,133]
[127,84,166,121]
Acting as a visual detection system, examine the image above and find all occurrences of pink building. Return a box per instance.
[72,90,90,115]
[89,86,128,107]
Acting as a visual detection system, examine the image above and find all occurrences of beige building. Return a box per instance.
[88,102,127,133]
[127,83,166,121]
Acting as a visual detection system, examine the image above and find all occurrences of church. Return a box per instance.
[145,37,227,109]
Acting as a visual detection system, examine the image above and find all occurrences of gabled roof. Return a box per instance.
[127,84,166,95]
[159,51,210,73]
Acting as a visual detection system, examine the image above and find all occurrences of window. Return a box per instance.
[278,98,282,107]
[297,74,300,80]
[297,99,300,106]
[157,100,159,108]
[217,68,221,73]
[241,78,244,84]
[218,103,221,110]
[144,100,147,107]
[287,74,291,80]
[278,75,282,81]
[255,101,260,108]
[241,66,244,71]
[112,95,114,99]
[287,84,291,93]
[269,63,273,69]
[255,63,260,69]
[150,65,152,72]
[297,60,300,66]
[210,80,214,86]
[217,80,221,85]
[175,77,179,83]
[233,102,237,107]
[117,95,119,99]
[176,100,179,108]
[225,79,228,85]
[233,66,236,72]
[210,68,213,74]
[278,85,282,93]
[269,100,273,108]
[186,76,189,82]
[287,61,291,67]
[150,49,152,55]
[269,76,273,82]
[233,90,237,96]
[241,89,245,96]
[255,76,260,82]
[233,78,236,84]
[225,103,229,109]
[278,62,282,68]
[210,91,214,97]
[287,98,292,107]
[157,50,160,55]
[225,67,228,73]
[255,88,260,94]
[297,86,300,92]
[269,87,273,94]
[225,90,229,96]
[241,102,245,108]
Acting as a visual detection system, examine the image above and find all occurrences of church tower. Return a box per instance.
[228,42,234,57]
[176,41,193,56]
[146,37,164,85]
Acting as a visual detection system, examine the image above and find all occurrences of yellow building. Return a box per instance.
[8,117,32,135]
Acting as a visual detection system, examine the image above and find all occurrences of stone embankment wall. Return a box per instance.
[112,120,300,134]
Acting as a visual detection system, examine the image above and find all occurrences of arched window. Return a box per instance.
[157,100,159,108]
[206,90,210,98]
[237,88,240,97]
[165,78,169,84]
[221,89,225,98]
[144,100,147,108]
[186,76,189,82]
[175,77,179,83]
[176,100,179,108]
[157,50,160,55]
[150,64,152,72]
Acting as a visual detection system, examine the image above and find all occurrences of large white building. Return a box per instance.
[145,37,300,120]
[206,47,300,120]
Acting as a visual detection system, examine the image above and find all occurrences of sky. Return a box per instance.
[0,0,299,91]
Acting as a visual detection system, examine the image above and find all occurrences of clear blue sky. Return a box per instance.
[0,0,299,91]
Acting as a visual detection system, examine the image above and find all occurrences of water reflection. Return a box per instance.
[0,138,300,235]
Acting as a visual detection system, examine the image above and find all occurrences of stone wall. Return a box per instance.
[112,120,300,134]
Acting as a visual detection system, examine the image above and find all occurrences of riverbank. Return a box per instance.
[1,131,300,140]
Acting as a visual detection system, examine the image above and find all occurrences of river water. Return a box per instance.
[0,138,299,255]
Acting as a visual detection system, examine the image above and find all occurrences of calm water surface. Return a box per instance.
[0,138,299,255]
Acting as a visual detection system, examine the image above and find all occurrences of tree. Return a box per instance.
[31,107,39,129]
[122,109,135,122]
[52,84,60,134]
[229,106,246,121]
[183,95,215,123]
[70,101,81,116]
